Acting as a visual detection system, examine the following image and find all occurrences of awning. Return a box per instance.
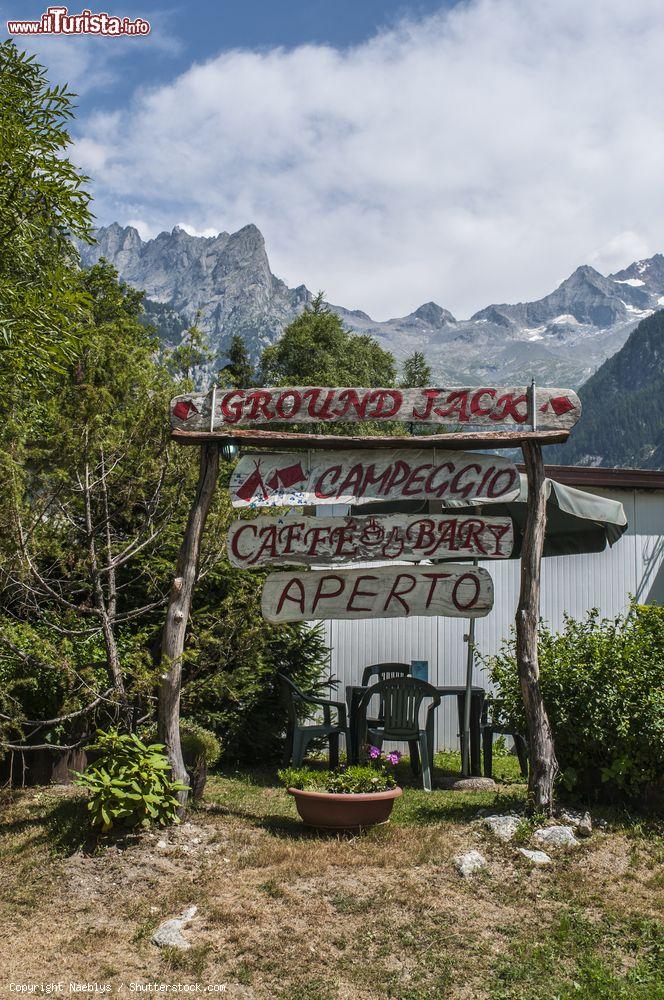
[356,474,628,558]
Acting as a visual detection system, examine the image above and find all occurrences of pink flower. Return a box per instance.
[368,745,382,759]
[386,751,402,766]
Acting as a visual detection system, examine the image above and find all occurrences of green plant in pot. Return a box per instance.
[279,747,403,829]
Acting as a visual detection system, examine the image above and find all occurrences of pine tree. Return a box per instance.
[166,316,212,385]
[220,334,254,387]
[401,351,432,387]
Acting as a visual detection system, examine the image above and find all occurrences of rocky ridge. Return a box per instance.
[79,223,664,386]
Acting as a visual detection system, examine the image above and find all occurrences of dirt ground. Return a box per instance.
[1,773,662,999]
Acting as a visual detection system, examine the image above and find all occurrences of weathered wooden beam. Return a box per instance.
[515,439,558,813]
[158,443,219,809]
[171,427,570,450]
[171,385,581,432]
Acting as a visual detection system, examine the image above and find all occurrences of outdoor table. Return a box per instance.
[345,684,486,776]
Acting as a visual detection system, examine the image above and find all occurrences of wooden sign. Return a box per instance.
[228,512,514,567]
[229,449,519,508]
[171,385,581,432]
[261,564,494,622]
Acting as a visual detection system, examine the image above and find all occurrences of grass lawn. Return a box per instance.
[1,753,662,999]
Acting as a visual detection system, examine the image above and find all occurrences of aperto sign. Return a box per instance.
[261,564,494,623]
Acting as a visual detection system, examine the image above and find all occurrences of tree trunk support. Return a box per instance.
[516,440,558,813]
[159,443,219,807]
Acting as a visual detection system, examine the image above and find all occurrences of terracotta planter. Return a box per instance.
[288,785,402,829]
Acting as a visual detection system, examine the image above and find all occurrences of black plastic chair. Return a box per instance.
[355,676,441,791]
[360,663,422,773]
[481,701,529,779]
[279,674,349,768]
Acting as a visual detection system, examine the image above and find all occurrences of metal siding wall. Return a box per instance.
[321,487,663,750]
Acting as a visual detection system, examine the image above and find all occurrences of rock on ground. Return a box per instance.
[452,777,497,792]
[533,825,580,849]
[559,809,593,837]
[152,905,198,950]
[518,848,553,866]
[483,815,521,842]
[455,850,488,877]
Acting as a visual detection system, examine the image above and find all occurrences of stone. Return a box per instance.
[560,809,593,837]
[533,825,580,849]
[483,815,521,842]
[152,905,198,950]
[518,848,553,866]
[451,777,497,792]
[454,850,488,877]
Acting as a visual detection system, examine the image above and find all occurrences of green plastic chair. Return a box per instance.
[360,663,421,774]
[356,676,441,791]
[279,673,348,768]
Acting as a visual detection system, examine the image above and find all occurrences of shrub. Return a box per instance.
[486,604,664,805]
[74,729,187,831]
[179,719,222,767]
[181,568,330,762]
[142,718,222,801]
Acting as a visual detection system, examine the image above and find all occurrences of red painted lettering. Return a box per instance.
[246,389,276,422]
[312,574,345,612]
[422,572,452,607]
[276,578,306,614]
[229,523,256,562]
[275,389,302,419]
[346,575,379,612]
[220,390,246,424]
[383,573,417,613]
[452,573,481,610]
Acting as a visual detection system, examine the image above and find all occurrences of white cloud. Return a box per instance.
[74,0,664,319]
[175,222,221,238]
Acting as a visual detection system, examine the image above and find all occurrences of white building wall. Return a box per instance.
[322,487,664,751]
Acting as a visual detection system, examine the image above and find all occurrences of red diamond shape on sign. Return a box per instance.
[173,400,195,421]
[549,395,575,416]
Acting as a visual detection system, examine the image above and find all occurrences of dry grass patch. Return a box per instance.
[0,766,662,999]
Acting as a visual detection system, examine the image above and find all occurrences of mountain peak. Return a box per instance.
[411,302,456,327]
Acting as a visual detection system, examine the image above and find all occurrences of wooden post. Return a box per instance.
[516,440,558,812]
[158,443,219,807]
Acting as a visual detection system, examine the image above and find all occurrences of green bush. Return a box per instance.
[142,719,221,767]
[486,604,664,804]
[181,565,330,763]
[74,729,187,831]
[179,719,222,766]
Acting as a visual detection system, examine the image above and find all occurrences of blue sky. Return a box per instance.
[5,1,453,116]
[5,0,664,319]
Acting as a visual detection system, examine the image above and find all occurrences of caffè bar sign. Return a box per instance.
[229,449,519,508]
[228,512,514,568]
[171,385,581,432]
[261,564,494,623]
